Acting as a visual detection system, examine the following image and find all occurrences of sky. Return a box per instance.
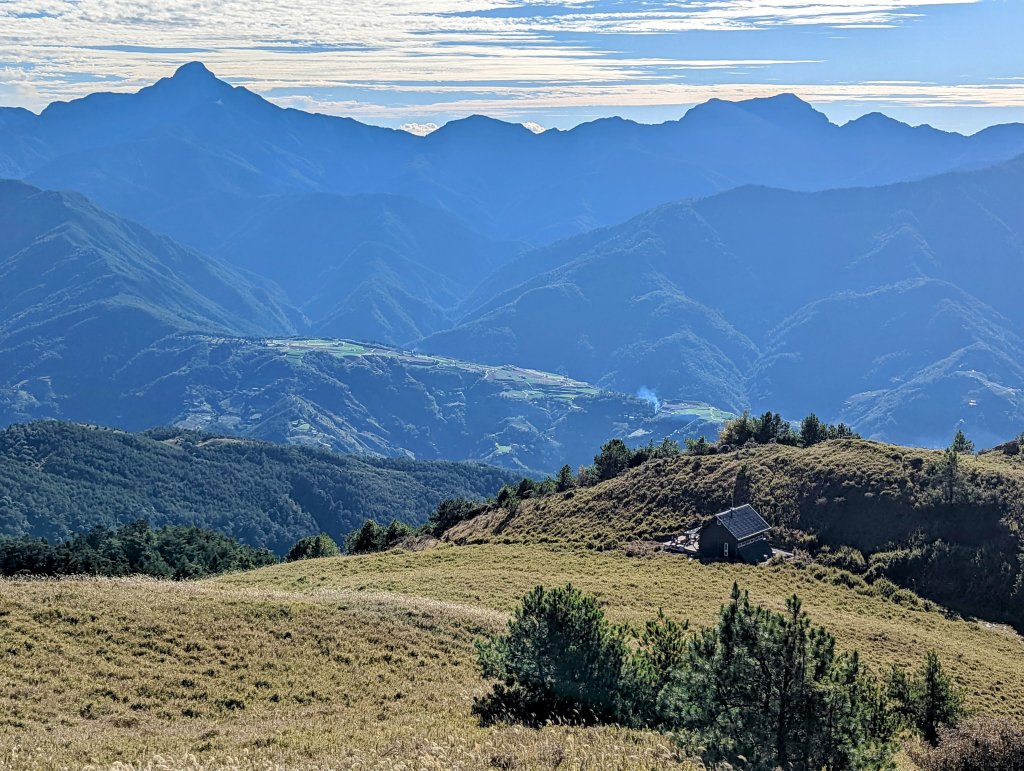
[1,0,1023,134]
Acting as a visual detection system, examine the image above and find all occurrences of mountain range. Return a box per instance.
[2,63,1023,456]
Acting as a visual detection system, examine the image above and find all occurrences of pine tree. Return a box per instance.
[912,651,966,745]
[555,464,576,492]
[661,584,896,770]
[951,429,975,455]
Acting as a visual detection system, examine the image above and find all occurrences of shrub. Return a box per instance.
[425,497,480,535]
[474,584,631,726]
[816,545,867,573]
[286,533,341,561]
[908,717,1024,771]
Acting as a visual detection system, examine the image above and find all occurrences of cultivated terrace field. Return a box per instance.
[3,544,1024,770]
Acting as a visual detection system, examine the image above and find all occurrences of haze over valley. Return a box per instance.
[3,63,1024,456]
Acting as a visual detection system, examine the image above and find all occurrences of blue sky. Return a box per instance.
[1,0,1022,133]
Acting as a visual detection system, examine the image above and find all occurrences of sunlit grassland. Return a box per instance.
[0,572,682,770]
[221,545,1024,720]
[2,544,1022,769]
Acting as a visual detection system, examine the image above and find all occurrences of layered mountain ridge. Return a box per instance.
[2,63,1023,457]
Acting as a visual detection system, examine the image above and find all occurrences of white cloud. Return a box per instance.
[0,0,1012,134]
[0,0,978,109]
[399,122,439,136]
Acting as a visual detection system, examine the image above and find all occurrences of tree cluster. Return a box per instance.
[476,583,966,770]
[344,519,417,554]
[285,533,342,561]
[0,519,277,579]
[718,411,858,449]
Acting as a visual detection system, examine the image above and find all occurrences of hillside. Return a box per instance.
[0,179,728,469]
[0,179,302,430]
[3,331,727,471]
[2,545,1022,768]
[446,438,1024,629]
[0,421,517,553]
[207,192,519,345]
[427,158,1024,447]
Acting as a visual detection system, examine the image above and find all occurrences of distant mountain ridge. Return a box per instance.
[5,62,1024,250]
[425,156,1024,447]
[3,64,1024,452]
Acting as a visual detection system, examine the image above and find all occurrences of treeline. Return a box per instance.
[0,520,277,579]
[715,410,858,450]
[476,583,973,770]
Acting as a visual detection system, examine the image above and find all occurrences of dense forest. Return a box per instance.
[0,421,517,553]
[0,519,277,578]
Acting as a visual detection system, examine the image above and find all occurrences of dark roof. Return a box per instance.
[738,538,774,565]
[709,504,771,541]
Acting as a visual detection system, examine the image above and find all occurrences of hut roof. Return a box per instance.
[711,504,770,542]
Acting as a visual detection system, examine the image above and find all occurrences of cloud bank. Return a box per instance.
[0,0,1018,132]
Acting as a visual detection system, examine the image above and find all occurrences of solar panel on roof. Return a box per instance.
[714,504,771,541]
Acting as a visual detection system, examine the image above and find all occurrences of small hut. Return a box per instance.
[698,504,773,564]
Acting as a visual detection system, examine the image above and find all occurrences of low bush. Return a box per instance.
[908,717,1024,771]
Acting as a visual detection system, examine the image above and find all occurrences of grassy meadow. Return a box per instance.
[2,544,1023,769]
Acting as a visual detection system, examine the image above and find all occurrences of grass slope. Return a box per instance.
[3,545,1023,769]
[447,438,1024,547]
[445,438,1024,628]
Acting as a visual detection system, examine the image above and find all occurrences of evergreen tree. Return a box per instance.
[661,584,895,770]
[383,519,415,546]
[951,429,975,455]
[594,438,631,480]
[496,484,521,514]
[934,446,963,505]
[628,609,690,727]
[719,410,756,446]
[910,651,966,745]
[800,414,830,447]
[425,497,479,536]
[344,521,386,555]
[474,584,630,725]
[555,464,576,493]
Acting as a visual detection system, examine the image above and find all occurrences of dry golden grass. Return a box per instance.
[0,573,683,771]
[443,439,1024,550]
[3,543,1023,769]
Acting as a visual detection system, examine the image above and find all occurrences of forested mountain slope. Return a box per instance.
[0,421,517,552]
[427,157,1024,446]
